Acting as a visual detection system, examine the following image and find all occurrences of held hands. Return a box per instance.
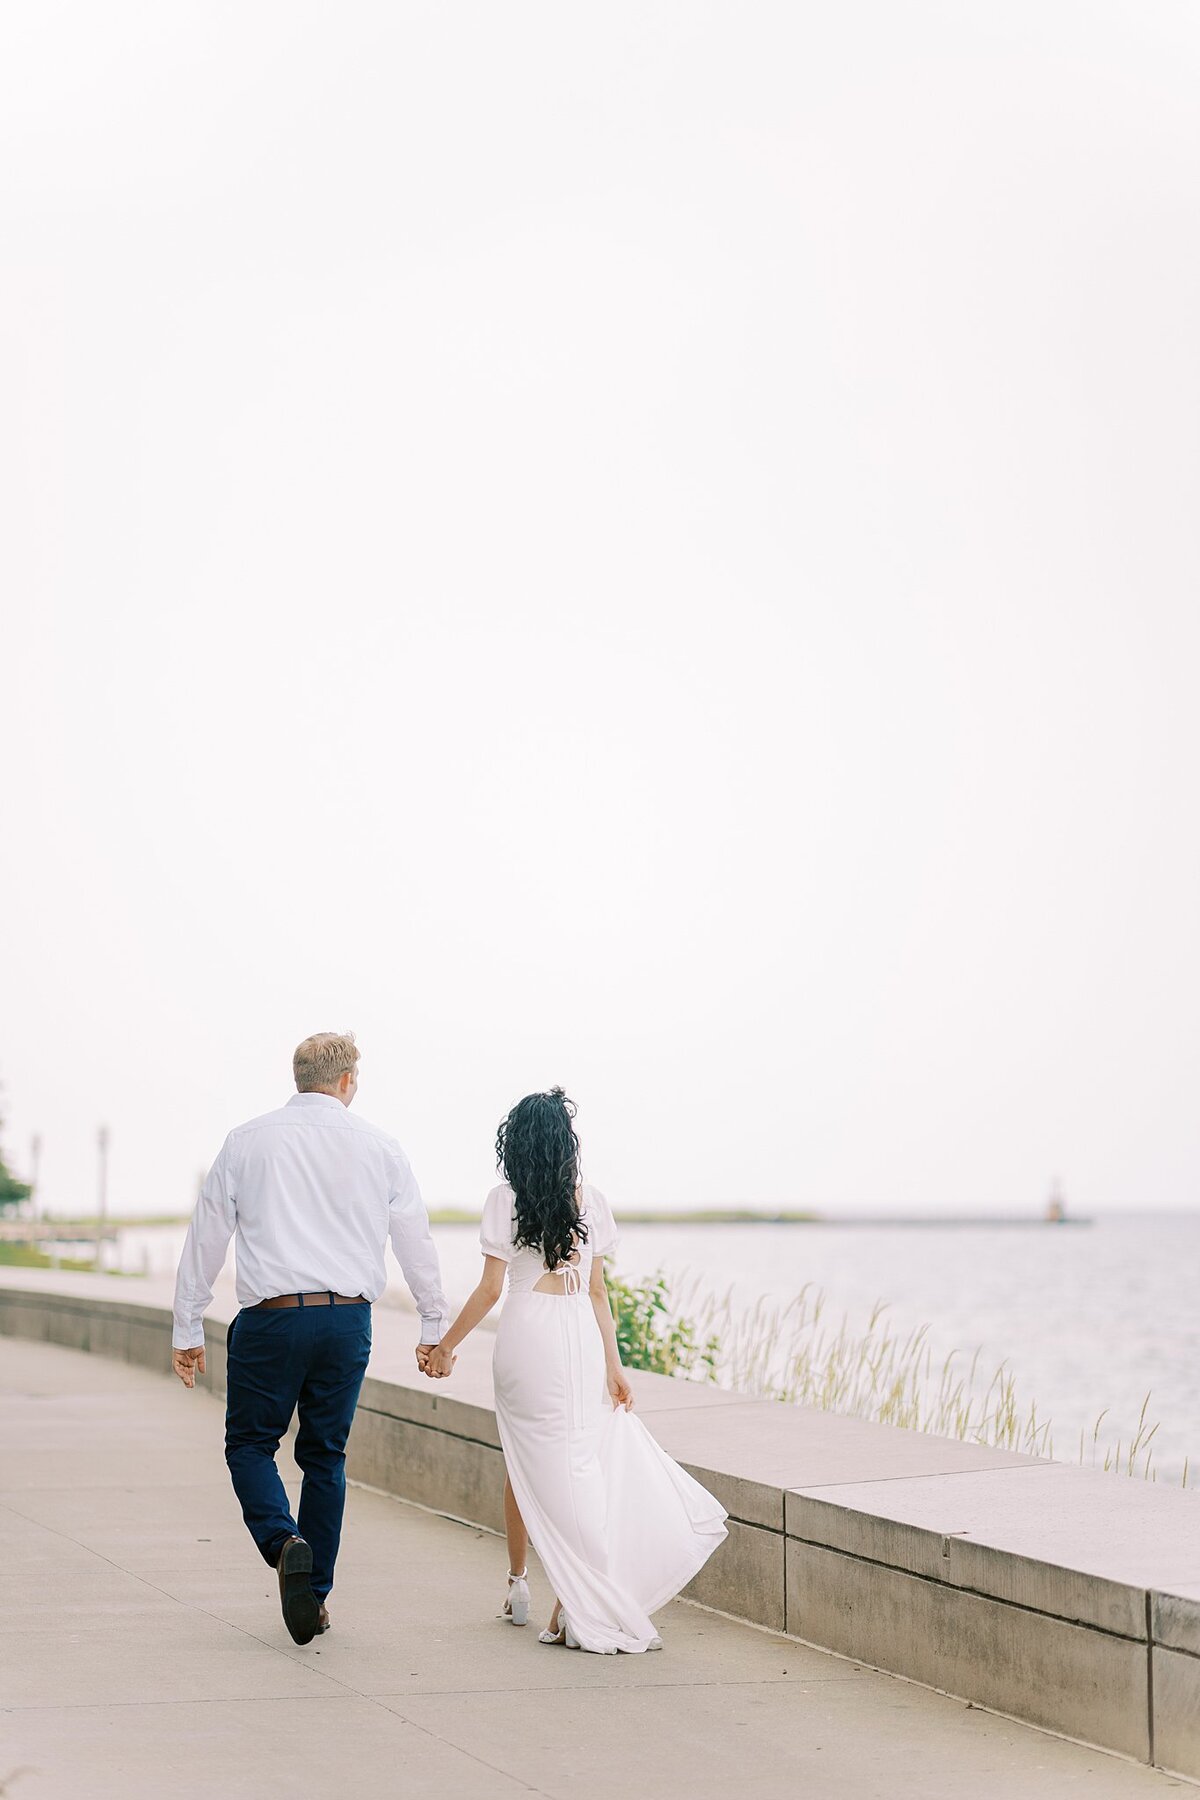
[419,1341,457,1379]
[172,1347,206,1388]
[607,1365,634,1411]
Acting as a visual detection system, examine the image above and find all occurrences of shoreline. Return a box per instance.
[7,1208,1093,1231]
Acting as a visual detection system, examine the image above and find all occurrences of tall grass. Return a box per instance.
[615,1267,1182,1486]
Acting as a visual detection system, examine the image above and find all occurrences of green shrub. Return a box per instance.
[604,1266,720,1381]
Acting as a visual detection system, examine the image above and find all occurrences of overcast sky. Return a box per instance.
[2,2,1198,1220]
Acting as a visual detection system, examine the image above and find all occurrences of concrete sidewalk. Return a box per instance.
[1,1341,1189,1800]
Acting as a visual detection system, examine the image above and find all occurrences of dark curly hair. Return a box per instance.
[496,1086,587,1271]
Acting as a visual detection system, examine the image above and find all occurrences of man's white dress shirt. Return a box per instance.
[172,1093,450,1350]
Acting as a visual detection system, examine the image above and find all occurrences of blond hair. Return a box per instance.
[293,1031,360,1092]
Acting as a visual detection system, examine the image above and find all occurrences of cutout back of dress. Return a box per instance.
[531,1188,584,1294]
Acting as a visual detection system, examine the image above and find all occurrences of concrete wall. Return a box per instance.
[4,1272,1200,1781]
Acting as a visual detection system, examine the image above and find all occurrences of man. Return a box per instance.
[171,1031,449,1644]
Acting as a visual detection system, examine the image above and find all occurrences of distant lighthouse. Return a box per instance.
[1044,1178,1066,1224]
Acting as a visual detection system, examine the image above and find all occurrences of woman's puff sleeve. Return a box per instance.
[480,1185,516,1261]
[586,1185,619,1258]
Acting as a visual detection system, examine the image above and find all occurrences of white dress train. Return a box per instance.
[481,1182,728,1654]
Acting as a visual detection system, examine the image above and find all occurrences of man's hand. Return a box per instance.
[415,1344,434,1374]
[172,1347,206,1388]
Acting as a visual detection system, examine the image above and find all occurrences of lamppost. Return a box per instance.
[96,1126,109,1271]
[29,1133,42,1225]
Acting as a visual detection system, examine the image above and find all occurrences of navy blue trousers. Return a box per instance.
[224,1302,372,1601]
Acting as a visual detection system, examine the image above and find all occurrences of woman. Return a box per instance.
[425,1087,727,1654]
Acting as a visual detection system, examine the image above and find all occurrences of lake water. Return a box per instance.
[81,1211,1200,1486]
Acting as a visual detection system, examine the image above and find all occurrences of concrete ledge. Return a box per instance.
[786,1537,1151,1760]
[685,1514,786,1631]
[786,1478,1152,1639]
[1154,1587,1200,1658]
[3,1268,1199,1782]
[347,1404,508,1531]
[1152,1645,1200,1779]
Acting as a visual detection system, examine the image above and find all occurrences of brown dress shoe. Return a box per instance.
[276,1536,320,1645]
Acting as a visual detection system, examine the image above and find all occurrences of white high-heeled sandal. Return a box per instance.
[538,1609,656,1653]
[504,1569,530,1627]
[538,1609,581,1648]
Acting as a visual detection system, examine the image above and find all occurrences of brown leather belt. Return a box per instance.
[249,1292,370,1310]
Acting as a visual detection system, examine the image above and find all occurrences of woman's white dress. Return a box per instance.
[481,1181,728,1654]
